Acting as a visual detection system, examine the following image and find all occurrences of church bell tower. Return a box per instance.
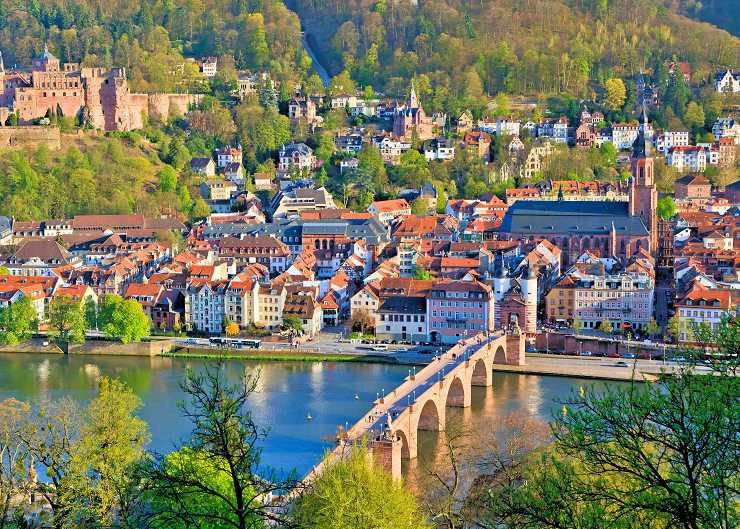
[629,107,657,254]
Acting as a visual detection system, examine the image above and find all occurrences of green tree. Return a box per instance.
[158,165,178,193]
[357,144,387,190]
[599,141,617,167]
[245,13,269,68]
[143,363,293,529]
[667,313,683,342]
[657,195,677,220]
[392,149,431,189]
[684,101,705,129]
[412,265,433,280]
[410,197,428,215]
[571,317,583,333]
[64,377,149,527]
[102,298,151,343]
[0,296,38,345]
[20,397,82,529]
[0,398,31,529]
[486,359,740,529]
[603,78,626,111]
[598,319,613,334]
[166,137,190,171]
[282,314,304,334]
[191,197,211,220]
[48,296,86,343]
[83,297,97,331]
[329,70,356,96]
[0,266,9,275]
[645,318,660,338]
[148,448,263,529]
[292,444,429,529]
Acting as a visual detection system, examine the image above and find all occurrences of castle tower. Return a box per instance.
[629,106,657,254]
[33,43,60,72]
[519,264,538,334]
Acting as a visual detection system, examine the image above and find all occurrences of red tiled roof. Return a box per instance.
[370,199,410,212]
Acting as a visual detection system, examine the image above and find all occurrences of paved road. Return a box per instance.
[494,354,702,381]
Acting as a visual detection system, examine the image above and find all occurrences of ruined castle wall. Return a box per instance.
[146,93,200,122]
[127,94,149,130]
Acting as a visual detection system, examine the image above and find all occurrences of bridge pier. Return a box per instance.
[470,357,493,386]
[505,332,526,366]
[370,437,402,480]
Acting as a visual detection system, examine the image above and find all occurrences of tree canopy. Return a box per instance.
[292,444,430,529]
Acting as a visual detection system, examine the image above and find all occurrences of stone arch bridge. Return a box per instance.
[336,331,526,480]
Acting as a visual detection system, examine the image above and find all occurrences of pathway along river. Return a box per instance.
[0,353,621,477]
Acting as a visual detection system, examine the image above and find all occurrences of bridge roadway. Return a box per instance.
[304,331,525,480]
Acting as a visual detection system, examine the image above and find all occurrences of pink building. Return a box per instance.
[427,280,494,344]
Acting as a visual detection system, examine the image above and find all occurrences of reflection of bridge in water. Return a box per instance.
[308,331,527,480]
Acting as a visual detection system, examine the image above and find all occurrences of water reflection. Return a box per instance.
[0,353,622,477]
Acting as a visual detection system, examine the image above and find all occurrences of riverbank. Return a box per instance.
[165,346,401,364]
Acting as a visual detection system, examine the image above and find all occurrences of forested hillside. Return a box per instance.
[0,0,310,92]
[290,0,739,107]
[0,133,204,221]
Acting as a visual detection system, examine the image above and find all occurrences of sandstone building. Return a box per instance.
[0,46,199,131]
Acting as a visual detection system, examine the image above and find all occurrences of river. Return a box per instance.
[0,353,618,477]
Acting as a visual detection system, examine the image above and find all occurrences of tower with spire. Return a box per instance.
[408,78,418,108]
[628,105,657,254]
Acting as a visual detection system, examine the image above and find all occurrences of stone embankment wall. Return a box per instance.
[0,337,174,356]
[0,126,61,149]
[535,332,667,357]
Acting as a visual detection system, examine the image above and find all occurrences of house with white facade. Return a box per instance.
[714,69,740,93]
[655,130,690,155]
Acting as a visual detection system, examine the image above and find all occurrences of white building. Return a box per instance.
[216,146,243,169]
[278,143,316,173]
[612,123,640,150]
[368,199,411,226]
[714,69,740,93]
[667,146,707,172]
[655,130,689,155]
[423,138,456,161]
[537,117,569,144]
[712,117,740,145]
[200,57,217,77]
[372,135,411,164]
[185,280,228,334]
[496,118,521,137]
[676,283,735,341]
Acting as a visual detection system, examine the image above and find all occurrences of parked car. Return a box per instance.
[622,352,636,359]
[615,361,629,367]
[580,350,593,356]
[373,344,389,351]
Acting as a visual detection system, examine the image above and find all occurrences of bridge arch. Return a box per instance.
[445,376,467,407]
[417,398,443,431]
[494,345,507,364]
[395,429,411,459]
[471,357,492,386]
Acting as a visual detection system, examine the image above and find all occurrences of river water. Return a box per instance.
[0,353,618,477]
